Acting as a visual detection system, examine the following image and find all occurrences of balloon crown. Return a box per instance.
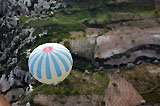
[43,46,52,52]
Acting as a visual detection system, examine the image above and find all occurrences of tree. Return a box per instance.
[112,82,118,88]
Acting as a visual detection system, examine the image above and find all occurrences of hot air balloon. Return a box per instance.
[28,43,73,85]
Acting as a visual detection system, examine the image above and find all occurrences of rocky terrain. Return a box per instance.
[0,0,160,106]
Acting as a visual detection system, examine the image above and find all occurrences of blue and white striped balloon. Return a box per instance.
[28,43,73,85]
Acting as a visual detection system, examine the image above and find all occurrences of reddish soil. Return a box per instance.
[0,94,10,106]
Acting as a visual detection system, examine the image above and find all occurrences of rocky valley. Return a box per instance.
[0,0,160,106]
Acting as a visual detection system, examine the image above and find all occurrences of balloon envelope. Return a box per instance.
[28,43,73,85]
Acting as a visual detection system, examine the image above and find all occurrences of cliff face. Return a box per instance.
[0,0,66,17]
[0,0,11,17]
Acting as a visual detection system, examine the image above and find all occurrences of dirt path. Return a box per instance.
[0,94,10,106]
[104,74,143,106]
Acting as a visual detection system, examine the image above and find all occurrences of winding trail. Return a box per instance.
[104,74,143,106]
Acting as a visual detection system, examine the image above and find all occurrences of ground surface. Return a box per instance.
[33,94,101,106]
[104,73,143,106]
[0,94,10,106]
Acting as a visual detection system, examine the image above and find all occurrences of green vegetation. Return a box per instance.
[19,16,31,23]
[92,71,110,94]
[64,88,70,95]
[153,9,159,17]
[29,18,54,28]
[112,52,115,55]
[101,100,105,106]
[120,36,124,39]
[73,88,79,95]
[112,82,118,88]
[87,95,92,100]
[127,21,132,26]
[52,98,57,102]
[77,101,81,104]
[125,53,131,58]
[131,39,135,43]
[140,26,152,29]
[133,76,138,81]
[73,59,95,70]
[18,53,28,70]
[54,88,62,95]
[44,86,54,95]
[71,34,86,40]
[60,100,66,104]
[32,28,43,37]
[63,40,70,49]
[43,86,62,95]
[20,70,110,105]
[82,78,86,82]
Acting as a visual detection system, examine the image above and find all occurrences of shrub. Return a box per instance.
[125,53,131,58]
[98,32,101,35]
[82,78,86,82]
[87,95,92,100]
[83,33,86,37]
[112,82,118,88]
[120,21,123,25]
[64,88,70,95]
[131,40,135,43]
[52,98,57,102]
[73,88,79,95]
[133,76,138,81]
[71,35,83,40]
[120,36,123,39]
[64,40,70,49]
[44,87,52,95]
[154,10,158,16]
[77,101,80,104]
[60,100,66,104]
[127,22,132,26]
[101,100,105,105]
[98,71,105,76]
[104,26,109,32]
[54,88,61,95]
[86,64,93,70]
